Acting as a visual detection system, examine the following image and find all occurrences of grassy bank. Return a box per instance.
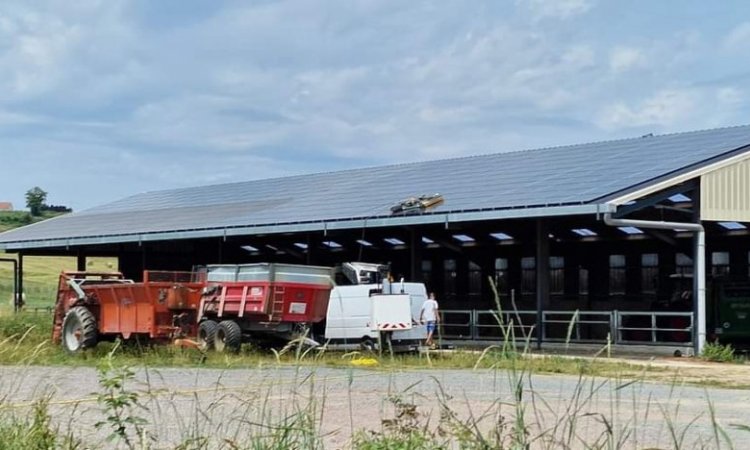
[0,210,65,233]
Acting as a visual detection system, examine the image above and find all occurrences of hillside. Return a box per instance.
[0,210,65,233]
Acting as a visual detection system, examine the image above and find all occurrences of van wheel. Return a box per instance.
[360,337,375,352]
[215,320,242,353]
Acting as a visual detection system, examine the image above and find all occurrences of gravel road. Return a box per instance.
[1,363,749,449]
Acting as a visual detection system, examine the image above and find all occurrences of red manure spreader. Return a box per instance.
[51,263,333,353]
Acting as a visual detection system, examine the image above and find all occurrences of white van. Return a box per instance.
[323,280,428,350]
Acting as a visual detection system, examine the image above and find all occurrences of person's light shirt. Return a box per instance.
[421,299,438,322]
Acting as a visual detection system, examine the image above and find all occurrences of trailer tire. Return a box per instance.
[215,320,242,353]
[197,320,218,350]
[61,306,98,354]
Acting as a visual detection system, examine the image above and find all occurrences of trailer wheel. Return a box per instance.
[215,320,242,353]
[61,306,98,354]
[197,320,218,350]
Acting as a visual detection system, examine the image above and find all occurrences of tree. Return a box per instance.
[25,186,47,216]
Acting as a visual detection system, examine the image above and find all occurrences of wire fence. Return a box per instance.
[0,280,56,312]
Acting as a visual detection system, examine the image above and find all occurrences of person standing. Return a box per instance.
[420,292,440,347]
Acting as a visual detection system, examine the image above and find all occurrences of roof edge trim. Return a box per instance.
[604,146,750,206]
[0,204,609,251]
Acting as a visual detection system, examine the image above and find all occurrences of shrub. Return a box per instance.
[701,341,736,362]
[0,312,52,343]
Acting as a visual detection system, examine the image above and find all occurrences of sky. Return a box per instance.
[1,0,749,211]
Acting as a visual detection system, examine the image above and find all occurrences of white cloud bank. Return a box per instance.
[0,1,748,210]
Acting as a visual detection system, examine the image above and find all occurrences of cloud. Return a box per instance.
[609,46,645,72]
[597,89,697,129]
[597,85,748,131]
[723,22,750,51]
[520,0,593,20]
[716,87,744,107]
[0,1,748,211]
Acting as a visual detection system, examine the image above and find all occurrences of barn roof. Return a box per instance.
[3,125,750,250]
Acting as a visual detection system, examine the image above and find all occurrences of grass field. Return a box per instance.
[0,253,118,313]
[0,211,117,313]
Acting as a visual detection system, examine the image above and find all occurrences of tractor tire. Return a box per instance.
[215,320,242,353]
[197,320,219,350]
[61,306,98,354]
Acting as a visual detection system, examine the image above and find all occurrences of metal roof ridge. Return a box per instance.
[84,123,750,207]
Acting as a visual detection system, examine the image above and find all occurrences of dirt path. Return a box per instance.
[1,359,750,449]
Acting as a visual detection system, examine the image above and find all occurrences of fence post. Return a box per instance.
[613,310,619,344]
[471,309,477,340]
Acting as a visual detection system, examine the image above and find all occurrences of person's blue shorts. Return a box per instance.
[426,321,437,333]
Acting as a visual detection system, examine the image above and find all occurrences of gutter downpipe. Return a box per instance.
[603,213,705,356]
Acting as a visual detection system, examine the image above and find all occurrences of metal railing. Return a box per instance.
[440,308,693,346]
[616,311,692,344]
[542,311,612,343]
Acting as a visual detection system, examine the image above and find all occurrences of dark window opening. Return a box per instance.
[712,251,730,277]
[494,258,509,297]
[550,256,564,295]
[579,267,589,296]
[521,257,536,294]
[468,261,482,297]
[641,253,659,294]
[609,254,626,295]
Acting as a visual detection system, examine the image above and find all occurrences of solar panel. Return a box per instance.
[2,125,750,248]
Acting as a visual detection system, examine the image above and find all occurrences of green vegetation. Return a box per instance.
[0,326,745,449]
[0,254,117,312]
[25,186,48,216]
[701,341,738,363]
[0,211,33,232]
[0,311,647,373]
[0,398,82,450]
[0,209,69,233]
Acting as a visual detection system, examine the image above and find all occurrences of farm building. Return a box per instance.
[2,125,750,354]
[0,202,13,211]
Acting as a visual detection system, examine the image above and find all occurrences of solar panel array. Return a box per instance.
[2,125,750,246]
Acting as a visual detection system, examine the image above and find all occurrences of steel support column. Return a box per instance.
[76,250,86,271]
[535,220,549,349]
[17,253,24,312]
[410,229,421,282]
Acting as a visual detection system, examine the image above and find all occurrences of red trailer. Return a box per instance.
[52,271,204,353]
[51,263,333,354]
[197,263,334,352]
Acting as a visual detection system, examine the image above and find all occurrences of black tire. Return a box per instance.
[215,320,242,353]
[61,306,98,354]
[197,320,218,351]
[360,336,376,352]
